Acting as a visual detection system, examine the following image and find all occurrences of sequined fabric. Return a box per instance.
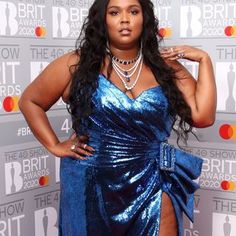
[59,74,203,236]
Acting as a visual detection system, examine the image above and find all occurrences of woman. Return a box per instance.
[19,0,216,235]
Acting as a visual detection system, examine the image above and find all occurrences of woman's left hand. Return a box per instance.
[160,45,209,62]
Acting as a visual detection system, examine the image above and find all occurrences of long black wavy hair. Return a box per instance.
[68,0,193,144]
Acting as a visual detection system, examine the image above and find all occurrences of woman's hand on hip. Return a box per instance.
[49,133,95,160]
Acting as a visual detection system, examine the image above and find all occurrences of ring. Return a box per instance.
[177,53,185,58]
[83,144,87,149]
[70,144,76,151]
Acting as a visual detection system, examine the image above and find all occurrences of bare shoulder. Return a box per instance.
[34,50,80,99]
[56,50,79,67]
[44,50,80,78]
[20,50,80,111]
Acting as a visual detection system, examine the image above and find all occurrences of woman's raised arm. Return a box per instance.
[161,46,217,128]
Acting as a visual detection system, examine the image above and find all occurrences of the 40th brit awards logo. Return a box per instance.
[212,213,236,236]
[216,45,236,113]
[0,1,47,38]
[4,147,50,195]
[153,0,173,38]
[216,62,236,112]
[0,45,22,114]
[0,200,25,236]
[180,1,236,38]
[213,196,236,236]
[34,190,60,236]
[34,207,58,236]
[0,1,18,36]
[52,6,88,39]
[184,145,236,192]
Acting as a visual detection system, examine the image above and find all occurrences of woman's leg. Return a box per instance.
[159,192,178,236]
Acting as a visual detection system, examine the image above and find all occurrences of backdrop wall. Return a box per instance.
[0,0,235,235]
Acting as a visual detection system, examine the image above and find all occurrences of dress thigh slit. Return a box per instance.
[159,192,178,236]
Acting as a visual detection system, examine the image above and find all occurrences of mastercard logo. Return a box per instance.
[39,176,49,186]
[3,96,19,112]
[221,180,236,191]
[35,26,46,37]
[224,25,236,37]
[159,28,172,38]
[219,124,236,140]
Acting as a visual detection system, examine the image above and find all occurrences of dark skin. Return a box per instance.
[105,0,159,99]
[19,0,216,235]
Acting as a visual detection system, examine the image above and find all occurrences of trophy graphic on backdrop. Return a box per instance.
[225,63,236,112]
[43,209,49,236]
[57,8,62,38]
[223,215,231,236]
[10,163,16,193]
[186,7,193,37]
[5,3,11,35]
[39,62,44,74]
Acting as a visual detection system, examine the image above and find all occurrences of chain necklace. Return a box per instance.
[112,56,143,91]
[112,52,142,73]
[112,51,140,65]
[112,53,142,82]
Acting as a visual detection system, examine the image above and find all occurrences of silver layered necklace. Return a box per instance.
[111,51,143,91]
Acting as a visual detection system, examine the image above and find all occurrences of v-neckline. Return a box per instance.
[99,74,161,102]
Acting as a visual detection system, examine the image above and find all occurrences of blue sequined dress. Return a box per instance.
[59,74,203,236]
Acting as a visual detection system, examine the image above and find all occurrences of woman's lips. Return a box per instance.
[119,29,131,35]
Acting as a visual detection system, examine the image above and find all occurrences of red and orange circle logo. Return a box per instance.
[219,124,236,140]
[221,180,236,191]
[3,96,19,112]
[224,26,236,37]
[159,28,172,38]
[35,26,46,37]
[39,176,49,186]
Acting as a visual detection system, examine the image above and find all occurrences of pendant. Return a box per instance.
[124,71,130,82]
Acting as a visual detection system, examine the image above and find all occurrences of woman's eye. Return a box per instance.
[131,10,139,15]
[109,11,119,16]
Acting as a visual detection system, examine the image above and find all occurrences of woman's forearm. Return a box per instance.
[195,53,217,125]
[19,100,60,152]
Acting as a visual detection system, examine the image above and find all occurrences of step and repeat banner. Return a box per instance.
[0,0,235,235]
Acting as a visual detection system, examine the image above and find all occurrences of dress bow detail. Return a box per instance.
[159,142,203,222]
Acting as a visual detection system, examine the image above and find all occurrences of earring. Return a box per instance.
[140,40,143,52]
[106,41,111,55]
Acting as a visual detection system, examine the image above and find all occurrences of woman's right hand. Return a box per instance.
[160,45,209,62]
[49,133,95,160]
